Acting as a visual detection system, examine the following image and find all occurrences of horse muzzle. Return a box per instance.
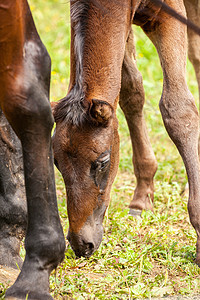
[67,223,104,258]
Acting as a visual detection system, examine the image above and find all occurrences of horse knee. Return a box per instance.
[2,41,53,139]
[120,27,145,115]
[159,90,199,145]
[25,227,65,270]
[5,92,53,142]
[120,61,145,115]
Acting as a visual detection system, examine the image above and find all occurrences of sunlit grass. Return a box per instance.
[2,0,200,298]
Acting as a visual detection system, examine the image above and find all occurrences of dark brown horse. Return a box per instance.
[0,1,65,299]
[1,0,200,299]
[52,0,200,265]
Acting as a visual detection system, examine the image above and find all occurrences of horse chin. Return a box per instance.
[67,223,104,258]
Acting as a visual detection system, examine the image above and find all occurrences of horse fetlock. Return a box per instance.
[134,157,158,180]
[129,181,154,212]
[25,233,65,270]
[195,235,200,267]
[5,261,53,300]
[5,237,65,299]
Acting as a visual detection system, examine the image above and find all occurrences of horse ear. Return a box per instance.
[89,99,113,125]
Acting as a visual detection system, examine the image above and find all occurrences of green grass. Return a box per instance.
[2,0,200,299]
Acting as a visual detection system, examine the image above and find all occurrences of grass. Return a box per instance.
[1,0,200,299]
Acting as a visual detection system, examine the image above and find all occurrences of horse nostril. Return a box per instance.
[87,242,94,251]
[67,230,96,257]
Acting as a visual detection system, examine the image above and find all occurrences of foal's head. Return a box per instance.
[52,0,132,257]
[52,97,119,257]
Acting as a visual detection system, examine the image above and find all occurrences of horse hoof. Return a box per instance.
[129,208,142,218]
[5,296,54,300]
[5,290,54,300]
[5,297,20,300]
[6,297,53,300]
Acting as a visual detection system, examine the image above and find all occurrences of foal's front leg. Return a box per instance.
[184,0,200,101]
[184,0,200,156]
[143,0,200,265]
[119,29,157,215]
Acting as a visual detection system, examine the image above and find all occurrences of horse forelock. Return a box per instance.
[54,85,89,126]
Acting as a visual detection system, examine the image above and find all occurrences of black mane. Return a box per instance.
[54,0,92,126]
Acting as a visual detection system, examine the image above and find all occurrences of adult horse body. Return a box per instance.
[0,1,65,299]
[53,0,200,265]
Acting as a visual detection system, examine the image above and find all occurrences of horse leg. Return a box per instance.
[0,2,65,299]
[142,0,200,265]
[119,28,157,215]
[184,0,200,101]
[184,0,200,161]
[4,58,65,298]
[0,109,26,270]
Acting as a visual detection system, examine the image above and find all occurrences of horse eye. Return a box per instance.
[95,152,110,171]
[90,151,111,187]
[91,151,110,173]
[98,157,110,170]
